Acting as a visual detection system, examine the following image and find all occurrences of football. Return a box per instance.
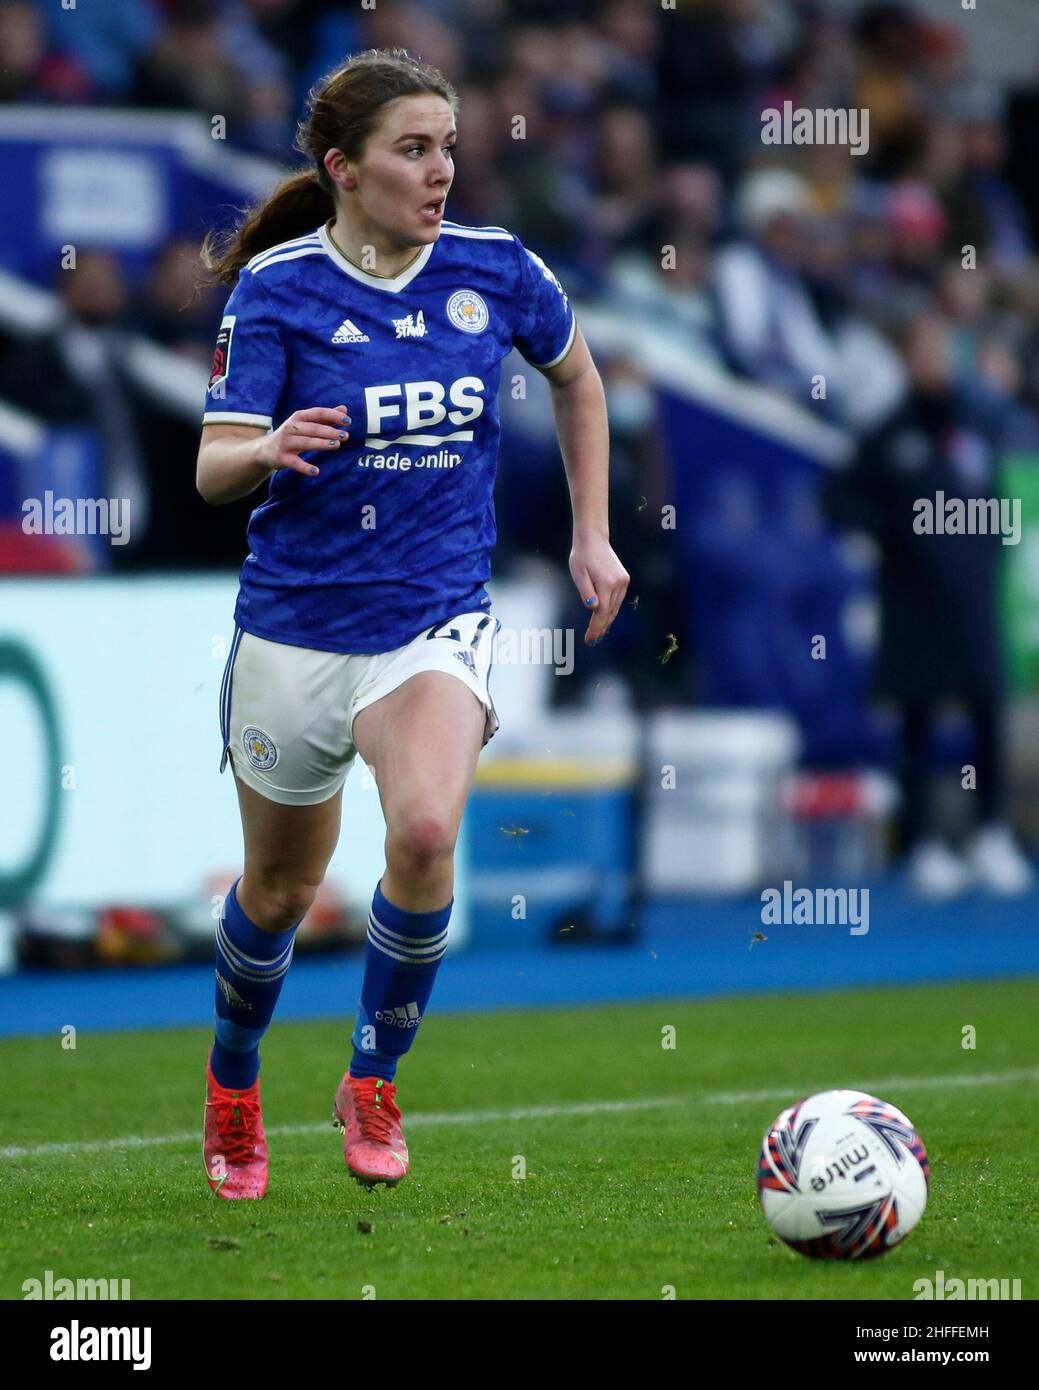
[757,1089,930,1260]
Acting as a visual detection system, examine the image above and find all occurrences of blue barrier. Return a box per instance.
[658,387,883,764]
[0,108,275,286]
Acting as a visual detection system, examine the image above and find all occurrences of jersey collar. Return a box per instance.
[317,222,435,294]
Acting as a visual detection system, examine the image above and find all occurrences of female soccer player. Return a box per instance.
[196,48,628,1198]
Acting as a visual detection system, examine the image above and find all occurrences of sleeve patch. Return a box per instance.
[208,315,236,390]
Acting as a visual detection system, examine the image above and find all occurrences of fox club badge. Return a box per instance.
[242,725,278,770]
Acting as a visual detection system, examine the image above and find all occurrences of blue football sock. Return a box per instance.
[349,879,451,1081]
[211,878,298,1090]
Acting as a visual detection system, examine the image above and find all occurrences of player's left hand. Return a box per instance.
[569,533,630,645]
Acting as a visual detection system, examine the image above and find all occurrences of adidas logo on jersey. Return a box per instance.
[375,1002,421,1028]
[454,649,477,675]
[331,319,370,344]
[393,310,427,339]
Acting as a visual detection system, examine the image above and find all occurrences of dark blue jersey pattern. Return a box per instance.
[202,219,576,653]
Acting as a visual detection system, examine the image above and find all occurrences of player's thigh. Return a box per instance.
[351,671,486,844]
[233,771,344,890]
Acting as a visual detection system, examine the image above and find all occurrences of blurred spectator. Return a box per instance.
[884,179,948,309]
[590,106,660,254]
[1007,266,1039,424]
[606,162,723,358]
[0,0,93,104]
[936,258,1039,446]
[916,17,967,116]
[0,244,261,571]
[127,238,224,366]
[0,250,150,556]
[853,1,929,177]
[214,0,313,157]
[714,168,904,430]
[130,0,248,130]
[493,45,595,275]
[38,0,161,102]
[1007,52,1039,250]
[656,0,791,173]
[591,357,697,710]
[365,0,462,82]
[608,232,719,364]
[596,0,658,108]
[822,311,1033,898]
[657,163,724,246]
[222,0,312,79]
[438,84,518,231]
[950,84,1032,276]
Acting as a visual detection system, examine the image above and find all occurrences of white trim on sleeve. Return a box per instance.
[201,412,273,428]
[531,316,577,370]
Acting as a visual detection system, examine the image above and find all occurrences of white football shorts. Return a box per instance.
[218,609,501,805]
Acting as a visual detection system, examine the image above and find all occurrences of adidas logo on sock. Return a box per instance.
[331,318,370,344]
[216,971,251,1010]
[375,1002,421,1028]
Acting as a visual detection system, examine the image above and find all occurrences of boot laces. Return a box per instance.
[210,1090,262,1165]
[352,1077,401,1145]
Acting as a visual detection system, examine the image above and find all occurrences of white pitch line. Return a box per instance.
[704,1066,1039,1107]
[0,1097,682,1160]
[2,1067,1035,1161]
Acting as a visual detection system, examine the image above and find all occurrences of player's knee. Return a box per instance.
[388,807,456,867]
[244,871,320,931]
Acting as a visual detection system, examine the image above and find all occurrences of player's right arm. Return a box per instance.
[196,407,351,505]
[196,267,354,504]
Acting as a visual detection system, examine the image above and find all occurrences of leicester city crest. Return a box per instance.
[242,726,278,770]
[446,289,489,334]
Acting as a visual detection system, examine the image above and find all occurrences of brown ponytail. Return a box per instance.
[200,48,458,287]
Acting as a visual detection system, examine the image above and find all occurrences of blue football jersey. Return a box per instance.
[202,219,575,653]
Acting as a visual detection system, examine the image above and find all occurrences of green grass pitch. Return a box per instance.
[2,978,1036,1300]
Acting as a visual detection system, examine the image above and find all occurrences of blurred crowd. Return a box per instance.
[2,0,1038,426]
[3,0,1039,884]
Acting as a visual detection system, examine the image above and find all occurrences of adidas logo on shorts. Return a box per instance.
[331,318,370,344]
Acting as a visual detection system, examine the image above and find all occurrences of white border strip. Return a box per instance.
[0,268,62,335]
[0,397,45,455]
[576,304,853,466]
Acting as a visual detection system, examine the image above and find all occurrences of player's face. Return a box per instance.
[353,95,456,247]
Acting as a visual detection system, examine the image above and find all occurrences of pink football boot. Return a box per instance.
[332,1074,410,1187]
[203,1054,269,1199]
